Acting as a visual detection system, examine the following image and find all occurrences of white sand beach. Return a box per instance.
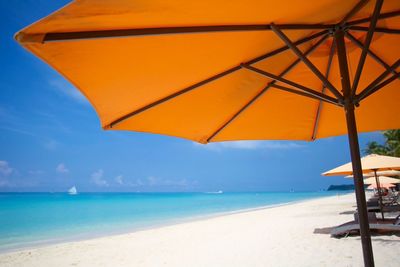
[0,193,399,267]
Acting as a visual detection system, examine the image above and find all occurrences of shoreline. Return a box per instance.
[0,192,349,254]
[1,192,399,267]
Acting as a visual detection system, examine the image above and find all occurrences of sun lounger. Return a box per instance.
[383,193,400,206]
[331,217,400,238]
[367,205,400,213]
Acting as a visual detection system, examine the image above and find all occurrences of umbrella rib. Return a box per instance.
[246,30,329,64]
[339,0,369,26]
[268,84,339,105]
[346,10,400,26]
[356,58,400,102]
[241,65,342,106]
[350,0,383,98]
[270,23,344,101]
[311,40,336,141]
[35,9,400,43]
[345,32,400,79]
[357,70,400,101]
[38,24,333,43]
[106,66,240,128]
[349,26,400,34]
[205,34,329,142]
[106,31,327,129]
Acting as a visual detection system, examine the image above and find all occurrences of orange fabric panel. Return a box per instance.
[113,69,266,143]
[21,0,357,34]
[24,30,309,126]
[16,0,400,143]
[212,87,320,141]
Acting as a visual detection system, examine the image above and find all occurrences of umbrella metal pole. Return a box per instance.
[335,28,374,267]
[373,170,385,220]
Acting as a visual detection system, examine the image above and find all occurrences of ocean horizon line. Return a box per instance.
[0,189,347,194]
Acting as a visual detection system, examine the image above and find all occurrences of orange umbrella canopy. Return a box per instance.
[15,0,400,144]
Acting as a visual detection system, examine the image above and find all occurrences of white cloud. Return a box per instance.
[146,176,196,188]
[0,179,10,187]
[194,140,303,151]
[44,139,59,150]
[0,161,13,176]
[91,169,108,187]
[115,175,124,185]
[147,176,157,186]
[0,161,13,188]
[49,78,88,104]
[56,163,69,174]
[28,170,44,175]
[129,178,144,187]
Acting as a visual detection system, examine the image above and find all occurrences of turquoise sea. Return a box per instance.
[0,192,342,252]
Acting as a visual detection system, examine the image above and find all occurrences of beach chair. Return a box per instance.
[330,215,400,238]
[383,193,400,206]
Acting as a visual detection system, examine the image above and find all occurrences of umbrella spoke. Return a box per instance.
[106,65,240,129]
[241,64,342,106]
[347,10,400,26]
[269,84,339,105]
[356,58,400,102]
[349,26,400,34]
[357,70,400,101]
[339,0,369,25]
[246,30,329,64]
[351,0,383,98]
[39,24,333,43]
[106,31,328,129]
[206,34,329,142]
[270,23,343,101]
[311,40,336,140]
[345,32,400,79]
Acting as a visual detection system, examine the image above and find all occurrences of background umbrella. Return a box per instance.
[323,154,400,176]
[364,175,400,209]
[367,183,396,189]
[15,1,400,266]
[346,170,400,177]
[324,155,400,220]
[364,175,400,184]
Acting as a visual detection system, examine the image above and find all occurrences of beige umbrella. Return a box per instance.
[323,154,400,220]
[346,170,400,178]
[363,176,400,184]
[367,183,395,189]
[323,154,400,176]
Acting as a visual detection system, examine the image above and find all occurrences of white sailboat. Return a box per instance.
[68,186,78,195]
[205,190,223,194]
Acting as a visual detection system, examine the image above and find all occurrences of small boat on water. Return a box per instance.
[68,186,78,195]
[205,190,223,194]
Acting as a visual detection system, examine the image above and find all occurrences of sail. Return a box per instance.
[68,186,77,195]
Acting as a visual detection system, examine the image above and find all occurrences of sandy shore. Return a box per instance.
[0,193,399,267]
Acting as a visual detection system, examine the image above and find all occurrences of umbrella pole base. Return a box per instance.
[345,104,375,267]
[335,28,375,267]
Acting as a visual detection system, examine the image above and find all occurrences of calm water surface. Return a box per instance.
[0,191,342,251]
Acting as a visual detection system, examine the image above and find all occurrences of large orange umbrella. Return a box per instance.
[15,1,400,266]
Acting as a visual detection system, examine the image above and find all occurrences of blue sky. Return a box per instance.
[0,0,385,192]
